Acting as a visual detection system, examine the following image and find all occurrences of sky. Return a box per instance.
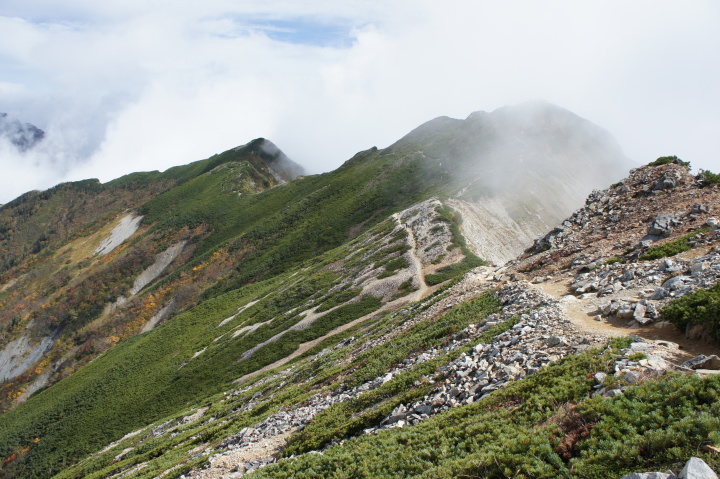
[0,1,719,203]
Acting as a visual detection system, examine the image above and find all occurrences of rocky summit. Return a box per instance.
[0,107,718,479]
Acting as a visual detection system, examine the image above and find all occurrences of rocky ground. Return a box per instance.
[502,163,720,355]
[182,275,716,478]
[178,163,720,478]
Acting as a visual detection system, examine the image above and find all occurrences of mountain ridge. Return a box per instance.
[3,102,698,479]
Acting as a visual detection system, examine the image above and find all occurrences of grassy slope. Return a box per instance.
[0,143,290,412]
[50,286,502,479]
[140,145,450,297]
[0,200,471,478]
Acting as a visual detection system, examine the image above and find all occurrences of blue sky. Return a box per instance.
[0,1,719,202]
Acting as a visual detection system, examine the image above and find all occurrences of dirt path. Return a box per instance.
[536,277,717,361]
[236,218,439,383]
[397,218,431,300]
[235,288,433,384]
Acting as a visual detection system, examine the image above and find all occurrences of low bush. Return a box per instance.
[699,170,720,187]
[604,257,627,266]
[638,228,709,261]
[378,257,410,278]
[662,281,720,340]
[647,155,690,168]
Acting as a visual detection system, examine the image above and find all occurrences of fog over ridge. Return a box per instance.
[0,1,718,203]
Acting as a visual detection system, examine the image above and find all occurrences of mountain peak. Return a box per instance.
[235,138,305,182]
[0,113,44,151]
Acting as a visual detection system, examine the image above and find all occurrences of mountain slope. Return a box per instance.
[0,102,638,478]
[0,139,302,407]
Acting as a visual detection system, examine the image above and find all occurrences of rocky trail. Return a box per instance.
[398,216,431,300]
[535,277,705,363]
[509,163,720,360]
[234,215,436,386]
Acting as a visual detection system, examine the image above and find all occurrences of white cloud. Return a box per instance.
[0,0,719,202]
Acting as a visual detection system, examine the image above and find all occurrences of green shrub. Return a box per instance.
[662,281,720,339]
[639,228,709,261]
[250,349,720,479]
[647,155,690,168]
[424,205,486,285]
[604,257,627,266]
[627,352,647,362]
[426,256,485,285]
[699,170,720,187]
[315,288,362,313]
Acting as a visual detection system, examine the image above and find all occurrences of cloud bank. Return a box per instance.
[0,1,719,203]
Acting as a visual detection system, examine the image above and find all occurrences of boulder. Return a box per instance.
[650,287,669,300]
[690,262,707,275]
[648,213,678,237]
[621,269,636,283]
[546,336,569,347]
[681,355,720,371]
[617,305,634,319]
[662,276,691,291]
[678,457,718,479]
[691,204,710,215]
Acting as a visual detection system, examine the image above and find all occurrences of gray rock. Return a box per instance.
[691,204,710,215]
[630,342,655,352]
[635,316,654,326]
[662,276,691,291]
[678,457,718,479]
[646,356,668,370]
[575,282,598,294]
[414,404,433,415]
[621,269,636,282]
[603,301,621,316]
[681,355,720,371]
[651,287,669,300]
[690,262,707,275]
[617,305,634,319]
[624,370,640,384]
[648,213,677,236]
[707,218,718,227]
[546,335,569,347]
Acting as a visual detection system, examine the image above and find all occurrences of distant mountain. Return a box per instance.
[0,113,45,151]
[0,102,638,478]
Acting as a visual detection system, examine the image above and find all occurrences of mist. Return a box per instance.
[1,1,719,203]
